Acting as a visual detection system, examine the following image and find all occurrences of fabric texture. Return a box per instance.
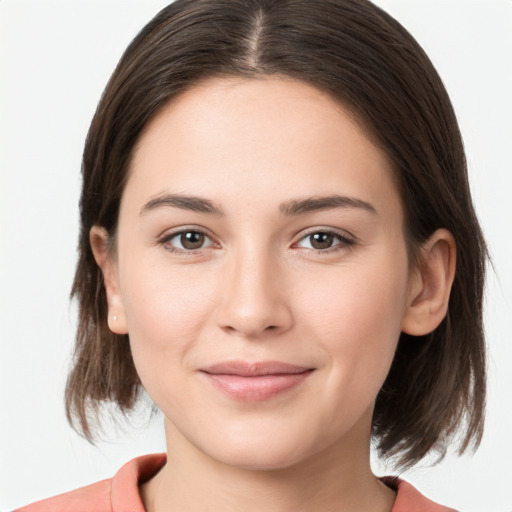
[15,453,456,512]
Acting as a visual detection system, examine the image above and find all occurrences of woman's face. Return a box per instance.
[108,76,416,469]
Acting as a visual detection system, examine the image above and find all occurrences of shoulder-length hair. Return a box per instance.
[66,0,487,469]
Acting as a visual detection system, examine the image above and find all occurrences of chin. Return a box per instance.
[195,425,323,471]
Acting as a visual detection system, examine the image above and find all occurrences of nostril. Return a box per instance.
[215,292,294,337]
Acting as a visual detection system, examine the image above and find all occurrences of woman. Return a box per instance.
[14,0,488,510]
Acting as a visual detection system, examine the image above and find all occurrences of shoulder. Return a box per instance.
[14,453,167,512]
[14,479,112,512]
[385,477,458,512]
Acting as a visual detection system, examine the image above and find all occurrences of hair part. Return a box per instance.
[66,0,487,469]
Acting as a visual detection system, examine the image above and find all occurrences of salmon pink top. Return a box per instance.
[15,453,456,512]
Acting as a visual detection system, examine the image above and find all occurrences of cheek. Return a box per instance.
[297,252,409,396]
[117,252,217,382]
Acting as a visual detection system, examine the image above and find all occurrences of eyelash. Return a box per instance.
[158,228,356,255]
[293,229,356,254]
[158,228,218,255]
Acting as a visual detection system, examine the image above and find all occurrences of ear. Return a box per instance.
[89,226,128,335]
[401,229,456,336]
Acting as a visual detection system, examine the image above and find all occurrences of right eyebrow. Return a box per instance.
[140,193,224,216]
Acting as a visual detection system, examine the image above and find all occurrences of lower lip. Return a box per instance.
[201,370,314,401]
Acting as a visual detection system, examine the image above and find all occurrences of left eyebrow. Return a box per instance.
[280,195,377,216]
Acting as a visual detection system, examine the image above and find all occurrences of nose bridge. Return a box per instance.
[216,237,292,337]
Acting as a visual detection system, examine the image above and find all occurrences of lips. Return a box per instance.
[200,361,314,401]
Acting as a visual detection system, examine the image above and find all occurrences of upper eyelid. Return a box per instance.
[158,225,215,241]
[293,227,355,243]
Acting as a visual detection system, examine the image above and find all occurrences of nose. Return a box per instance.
[215,246,293,338]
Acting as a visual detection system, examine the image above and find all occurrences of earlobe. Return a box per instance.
[89,226,129,335]
[401,229,456,336]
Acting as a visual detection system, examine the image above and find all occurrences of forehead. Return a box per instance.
[126,76,401,221]
[133,75,375,166]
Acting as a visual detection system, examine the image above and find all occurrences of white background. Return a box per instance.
[1,1,511,510]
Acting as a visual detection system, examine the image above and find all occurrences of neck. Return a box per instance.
[141,414,395,512]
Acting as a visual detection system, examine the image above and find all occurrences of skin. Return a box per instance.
[91,76,456,512]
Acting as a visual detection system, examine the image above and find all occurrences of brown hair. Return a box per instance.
[66,0,487,469]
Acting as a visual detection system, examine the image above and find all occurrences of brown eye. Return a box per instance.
[180,231,205,249]
[309,232,334,249]
[161,229,214,253]
[295,230,355,252]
